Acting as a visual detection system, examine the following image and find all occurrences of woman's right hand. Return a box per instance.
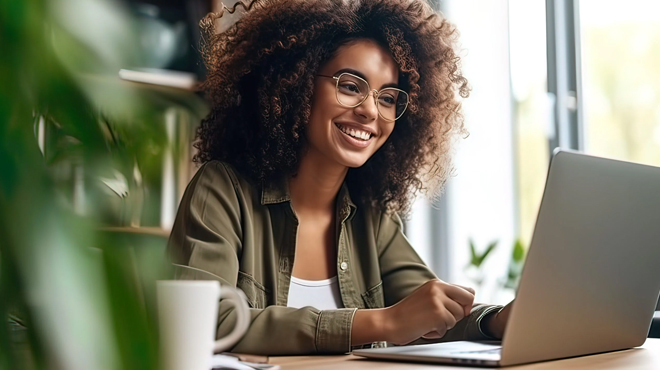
[382,279,475,345]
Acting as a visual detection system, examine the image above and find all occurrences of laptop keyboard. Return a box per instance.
[453,347,502,355]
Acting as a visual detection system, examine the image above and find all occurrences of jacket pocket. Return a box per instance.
[361,281,384,309]
[236,271,268,309]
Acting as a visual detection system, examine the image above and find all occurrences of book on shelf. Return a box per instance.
[118,68,197,90]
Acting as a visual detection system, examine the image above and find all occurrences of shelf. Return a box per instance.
[79,72,209,118]
[98,226,170,238]
[119,68,197,90]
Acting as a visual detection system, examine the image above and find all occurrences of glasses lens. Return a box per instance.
[336,74,369,107]
[378,88,409,121]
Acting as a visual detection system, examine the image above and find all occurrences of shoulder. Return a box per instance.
[191,160,256,192]
[375,210,404,242]
[183,160,260,208]
[194,160,237,184]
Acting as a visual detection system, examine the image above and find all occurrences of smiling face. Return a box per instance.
[305,39,400,171]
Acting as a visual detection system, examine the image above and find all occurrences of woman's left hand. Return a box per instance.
[482,300,514,339]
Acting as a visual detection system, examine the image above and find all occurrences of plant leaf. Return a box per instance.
[513,239,525,262]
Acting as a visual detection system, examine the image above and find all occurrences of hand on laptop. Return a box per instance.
[383,280,475,345]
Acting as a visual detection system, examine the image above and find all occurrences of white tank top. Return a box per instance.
[287,276,344,310]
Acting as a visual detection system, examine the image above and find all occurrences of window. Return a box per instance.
[409,0,660,305]
[580,0,660,165]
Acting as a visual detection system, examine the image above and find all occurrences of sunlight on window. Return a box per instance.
[510,0,549,249]
[581,0,660,165]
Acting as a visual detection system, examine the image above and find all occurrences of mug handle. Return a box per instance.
[213,286,251,353]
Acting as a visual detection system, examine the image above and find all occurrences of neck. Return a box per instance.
[289,150,348,214]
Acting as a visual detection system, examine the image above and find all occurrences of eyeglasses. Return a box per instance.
[317,72,409,122]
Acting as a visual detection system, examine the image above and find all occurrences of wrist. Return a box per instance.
[351,308,391,346]
[479,310,502,339]
[375,307,394,343]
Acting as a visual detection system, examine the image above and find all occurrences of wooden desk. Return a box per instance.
[270,338,660,369]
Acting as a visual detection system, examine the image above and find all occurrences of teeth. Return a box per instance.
[336,124,371,141]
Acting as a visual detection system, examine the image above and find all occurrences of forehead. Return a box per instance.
[320,39,399,84]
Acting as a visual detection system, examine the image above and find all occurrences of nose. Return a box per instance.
[353,90,379,121]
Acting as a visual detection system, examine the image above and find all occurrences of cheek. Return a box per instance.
[378,124,396,144]
[370,124,396,153]
[309,89,338,126]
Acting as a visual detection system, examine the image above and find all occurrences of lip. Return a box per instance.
[334,121,377,137]
[334,122,374,148]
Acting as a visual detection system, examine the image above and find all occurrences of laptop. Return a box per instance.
[353,149,660,367]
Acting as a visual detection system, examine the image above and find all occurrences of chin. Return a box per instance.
[337,153,371,169]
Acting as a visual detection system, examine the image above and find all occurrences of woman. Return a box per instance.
[168,0,512,355]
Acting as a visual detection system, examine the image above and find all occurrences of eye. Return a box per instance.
[338,82,362,95]
[378,94,397,107]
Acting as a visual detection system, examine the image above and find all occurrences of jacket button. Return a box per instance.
[340,262,348,271]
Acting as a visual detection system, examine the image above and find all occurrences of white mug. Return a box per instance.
[157,280,250,370]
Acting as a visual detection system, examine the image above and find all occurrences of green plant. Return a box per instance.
[0,1,206,369]
[503,239,526,290]
[464,239,498,287]
[467,239,499,270]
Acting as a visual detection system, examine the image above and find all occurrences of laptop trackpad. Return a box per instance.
[395,341,502,360]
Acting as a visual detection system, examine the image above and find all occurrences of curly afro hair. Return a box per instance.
[195,0,469,214]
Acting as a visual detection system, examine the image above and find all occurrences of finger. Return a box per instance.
[428,328,447,339]
[421,331,443,339]
[442,298,466,322]
[453,284,476,295]
[440,309,458,331]
[453,285,476,316]
[444,284,475,308]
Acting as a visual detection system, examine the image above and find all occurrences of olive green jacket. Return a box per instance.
[167,161,501,355]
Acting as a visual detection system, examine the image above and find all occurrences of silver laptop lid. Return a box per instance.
[500,150,660,366]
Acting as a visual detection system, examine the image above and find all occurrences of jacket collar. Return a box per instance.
[260,175,357,220]
[260,175,290,205]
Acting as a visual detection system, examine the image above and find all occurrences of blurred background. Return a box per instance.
[410,0,660,305]
[2,0,660,369]
[1,0,215,369]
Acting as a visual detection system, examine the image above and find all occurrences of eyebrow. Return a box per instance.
[334,68,399,89]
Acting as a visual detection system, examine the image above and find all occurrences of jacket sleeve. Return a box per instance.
[376,211,503,343]
[167,162,356,355]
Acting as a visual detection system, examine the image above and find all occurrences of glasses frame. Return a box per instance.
[317,72,409,122]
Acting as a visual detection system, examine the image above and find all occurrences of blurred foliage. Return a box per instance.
[465,238,527,295]
[467,239,498,269]
[502,239,526,290]
[0,0,207,369]
[464,239,498,287]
